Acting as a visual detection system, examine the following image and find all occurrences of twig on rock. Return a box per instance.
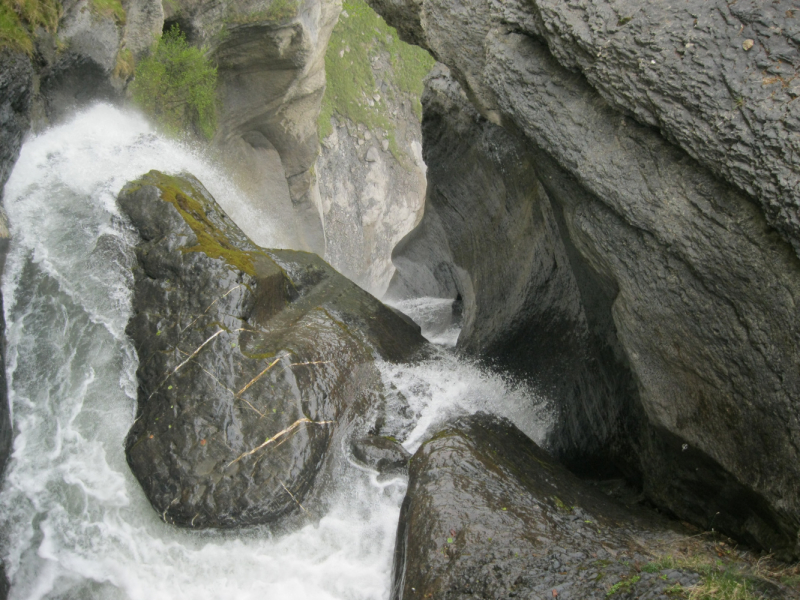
[148,329,224,399]
[280,481,310,516]
[226,418,333,467]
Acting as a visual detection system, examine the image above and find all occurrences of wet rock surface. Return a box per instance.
[119,170,425,528]
[393,413,697,600]
[394,414,800,600]
[387,67,635,472]
[350,434,410,478]
[370,0,800,558]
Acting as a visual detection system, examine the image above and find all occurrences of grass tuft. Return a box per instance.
[130,24,218,140]
[0,0,60,54]
[90,0,124,24]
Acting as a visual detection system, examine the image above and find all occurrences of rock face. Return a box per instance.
[165,0,341,253]
[387,69,636,472]
[393,413,701,600]
[373,0,800,558]
[0,51,30,479]
[316,0,431,296]
[119,171,425,528]
[318,115,426,297]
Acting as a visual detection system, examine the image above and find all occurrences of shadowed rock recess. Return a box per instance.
[119,171,425,528]
[375,0,800,559]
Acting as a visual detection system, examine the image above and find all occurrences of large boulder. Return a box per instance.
[393,413,706,600]
[372,0,800,558]
[119,170,425,528]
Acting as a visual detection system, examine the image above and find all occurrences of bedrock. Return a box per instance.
[377,0,800,558]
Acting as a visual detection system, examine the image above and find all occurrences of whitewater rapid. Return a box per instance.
[0,105,550,600]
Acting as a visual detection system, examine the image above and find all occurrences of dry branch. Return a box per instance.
[226,418,333,467]
[148,329,224,399]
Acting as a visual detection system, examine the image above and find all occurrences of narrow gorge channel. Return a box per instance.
[0,105,549,599]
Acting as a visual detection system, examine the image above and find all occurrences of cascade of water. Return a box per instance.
[0,104,550,600]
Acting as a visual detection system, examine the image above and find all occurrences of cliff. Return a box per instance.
[377,0,800,559]
[316,0,430,296]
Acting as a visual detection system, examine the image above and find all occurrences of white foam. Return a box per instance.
[379,352,552,454]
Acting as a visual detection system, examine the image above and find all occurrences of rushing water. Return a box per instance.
[0,105,550,600]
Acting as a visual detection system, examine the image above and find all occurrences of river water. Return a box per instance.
[0,105,550,600]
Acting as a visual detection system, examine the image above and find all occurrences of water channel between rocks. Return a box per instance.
[0,105,551,600]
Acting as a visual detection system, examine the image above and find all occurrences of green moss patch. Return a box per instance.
[0,0,60,54]
[318,0,434,156]
[144,171,263,276]
[226,0,298,24]
[607,574,640,596]
[90,0,124,24]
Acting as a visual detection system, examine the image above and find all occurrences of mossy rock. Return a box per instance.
[119,171,425,528]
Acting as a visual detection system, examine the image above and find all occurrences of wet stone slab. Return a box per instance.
[392,413,711,600]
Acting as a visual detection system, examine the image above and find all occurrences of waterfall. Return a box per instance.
[0,104,550,600]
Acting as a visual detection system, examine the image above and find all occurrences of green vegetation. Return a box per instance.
[90,0,124,23]
[227,0,298,24]
[0,0,60,54]
[318,0,434,155]
[641,553,794,600]
[131,25,218,140]
[143,171,262,275]
[552,496,573,513]
[113,47,134,79]
[607,574,641,596]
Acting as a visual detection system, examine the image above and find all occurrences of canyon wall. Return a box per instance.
[377,0,800,558]
[315,0,430,296]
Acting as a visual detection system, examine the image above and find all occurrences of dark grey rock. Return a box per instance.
[350,434,410,477]
[0,51,25,484]
[388,67,636,475]
[0,560,7,600]
[369,0,800,558]
[0,51,33,195]
[392,413,693,600]
[119,171,426,529]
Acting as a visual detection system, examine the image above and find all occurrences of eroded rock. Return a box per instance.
[119,170,425,528]
[166,0,342,253]
[350,434,410,477]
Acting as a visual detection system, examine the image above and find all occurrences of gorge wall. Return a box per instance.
[315,0,431,296]
[376,0,800,559]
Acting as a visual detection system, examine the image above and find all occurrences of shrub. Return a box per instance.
[131,25,217,140]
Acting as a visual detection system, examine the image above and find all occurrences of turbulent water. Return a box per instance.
[0,105,550,600]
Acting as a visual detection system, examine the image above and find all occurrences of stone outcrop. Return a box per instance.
[0,51,31,479]
[119,171,425,528]
[318,113,426,297]
[374,0,800,558]
[387,70,636,473]
[315,0,431,296]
